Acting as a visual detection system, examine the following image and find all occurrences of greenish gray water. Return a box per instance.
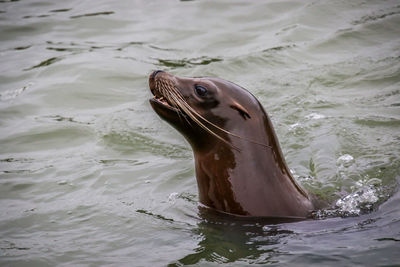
[1,0,399,266]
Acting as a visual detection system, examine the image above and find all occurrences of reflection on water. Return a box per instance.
[172,221,284,265]
[0,0,399,265]
[170,209,297,265]
[171,191,400,266]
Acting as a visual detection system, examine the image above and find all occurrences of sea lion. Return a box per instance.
[148,70,315,219]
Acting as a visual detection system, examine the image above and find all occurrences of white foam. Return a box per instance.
[337,154,355,167]
[336,185,379,215]
[289,122,301,129]
[168,192,179,202]
[305,113,326,120]
[0,82,33,101]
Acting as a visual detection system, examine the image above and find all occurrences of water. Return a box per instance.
[1,0,399,265]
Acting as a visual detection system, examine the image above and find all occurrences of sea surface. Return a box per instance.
[1,0,399,266]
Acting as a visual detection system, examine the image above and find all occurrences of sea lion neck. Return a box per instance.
[193,118,312,217]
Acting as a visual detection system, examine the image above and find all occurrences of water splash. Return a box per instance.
[312,177,383,219]
[288,122,301,130]
[168,192,179,202]
[305,113,326,120]
[335,184,379,215]
[337,154,355,168]
[312,153,383,219]
[0,82,33,101]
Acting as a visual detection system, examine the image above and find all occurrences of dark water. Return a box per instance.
[0,0,399,266]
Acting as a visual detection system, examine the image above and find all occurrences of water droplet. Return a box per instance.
[168,192,179,202]
[337,154,354,167]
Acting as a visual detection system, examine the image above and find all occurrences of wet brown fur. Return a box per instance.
[149,71,315,218]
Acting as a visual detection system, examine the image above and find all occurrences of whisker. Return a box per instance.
[169,86,271,149]
[165,90,193,127]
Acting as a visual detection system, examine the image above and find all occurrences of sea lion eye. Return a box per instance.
[194,85,208,97]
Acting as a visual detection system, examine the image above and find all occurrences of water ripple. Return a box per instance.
[1,0,400,265]
[157,56,222,68]
[70,11,114,19]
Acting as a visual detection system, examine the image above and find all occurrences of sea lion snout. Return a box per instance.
[151,70,164,79]
[149,70,165,96]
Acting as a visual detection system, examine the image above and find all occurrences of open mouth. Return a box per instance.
[150,94,176,110]
[149,79,179,112]
[148,70,186,115]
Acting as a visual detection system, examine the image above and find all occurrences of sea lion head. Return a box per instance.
[149,70,265,151]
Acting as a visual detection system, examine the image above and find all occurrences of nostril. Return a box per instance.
[151,70,164,79]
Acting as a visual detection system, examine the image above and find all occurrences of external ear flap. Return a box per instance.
[230,102,251,120]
